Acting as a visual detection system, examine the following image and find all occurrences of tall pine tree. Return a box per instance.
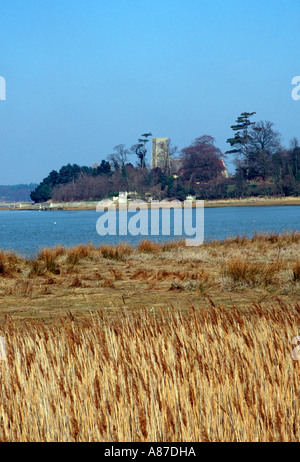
[226,112,256,179]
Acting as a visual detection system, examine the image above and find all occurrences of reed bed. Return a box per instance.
[0,250,20,277]
[293,261,300,282]
[0,301,300,442]
[223,257,283,286]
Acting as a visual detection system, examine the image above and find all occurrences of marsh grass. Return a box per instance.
[224,258,283,287]
[137,239,161,253]
[66,243,96,266]
[137,239,186,254]
[0,230,299,314]
[37,247,64,275]
[0,302,300,442]
[70,276,82,288]
[292,261,300,282]
[0,250,19,277]
[99,243,133,261]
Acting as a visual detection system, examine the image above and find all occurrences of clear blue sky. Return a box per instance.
[0,0,299,185]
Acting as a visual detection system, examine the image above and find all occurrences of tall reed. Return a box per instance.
[0,302,299,442]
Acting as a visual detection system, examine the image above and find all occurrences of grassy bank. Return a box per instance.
[0,231,299,321]
[204,195,300,207]
[1,195,300,211]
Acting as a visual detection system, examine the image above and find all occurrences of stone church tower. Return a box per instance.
[151,137,171,176]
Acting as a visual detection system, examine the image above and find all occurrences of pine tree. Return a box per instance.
[226,112,256,178]
[131,133,152,169]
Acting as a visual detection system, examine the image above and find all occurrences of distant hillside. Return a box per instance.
[0,184,38,202]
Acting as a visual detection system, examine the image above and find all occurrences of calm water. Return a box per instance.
[0,205,299,257]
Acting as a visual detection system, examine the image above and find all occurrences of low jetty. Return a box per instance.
[0,196,300,211]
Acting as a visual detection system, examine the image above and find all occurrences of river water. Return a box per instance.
[0,205,299,257]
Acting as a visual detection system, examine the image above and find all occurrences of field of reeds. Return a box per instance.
[0,302,300,441]
[0,231,300,441]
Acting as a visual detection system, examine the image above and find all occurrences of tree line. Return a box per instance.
[30,114,300,203]
[0,183,38,202]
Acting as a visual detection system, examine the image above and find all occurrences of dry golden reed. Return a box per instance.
[224,257,281,286]
[0,250,19,277]
[292,260,300,282]
[0,301,300,442]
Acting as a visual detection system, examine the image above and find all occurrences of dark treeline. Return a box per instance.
[30,113,300,202]
[0,184,38,202]
[30,160,112,203]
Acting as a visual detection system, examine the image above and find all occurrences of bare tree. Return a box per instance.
[249,121,281,180]
[289,137,300,179]
[108,144,130,170]
[290,137,299,150]
[52,174,112,201]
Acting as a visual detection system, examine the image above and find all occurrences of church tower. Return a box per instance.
[151,137,171,175]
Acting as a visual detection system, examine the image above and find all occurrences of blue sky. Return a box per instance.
[0,0,299,185]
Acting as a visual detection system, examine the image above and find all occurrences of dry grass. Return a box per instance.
[293,261,300,282]
[0,232,300,441]
[0,250,19,277]
[137,239,161,254]
[0,302,300,442]
[99,243,133,261]
[223,258,283,287]
[0,231,299,320]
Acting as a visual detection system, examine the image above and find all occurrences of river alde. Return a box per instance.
[0,205,299,257]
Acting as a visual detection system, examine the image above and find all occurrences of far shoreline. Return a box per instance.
[1,195,300,211]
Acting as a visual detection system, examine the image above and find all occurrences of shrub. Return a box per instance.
[138,240,160,254]
[37,247,62,274]
[292,261,300,282]
[224,257,280,286]
[0,250,18,277]
[100,243,133,261]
